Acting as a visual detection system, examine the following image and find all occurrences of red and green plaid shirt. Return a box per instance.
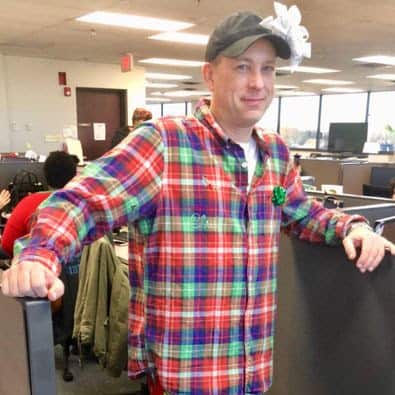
[17,99,363,394]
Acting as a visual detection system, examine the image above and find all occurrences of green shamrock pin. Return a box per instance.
[272,186,286,206]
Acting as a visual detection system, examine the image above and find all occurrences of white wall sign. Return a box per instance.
[93,122,106,141]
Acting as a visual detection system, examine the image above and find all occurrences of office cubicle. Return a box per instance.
[308,190,394,209]
[269,201,395,395]
[0,291,57,395]
[300,159,394,195]
[0,161,47,191]
[270,235,394,395]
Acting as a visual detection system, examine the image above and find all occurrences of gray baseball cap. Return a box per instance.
[205,11,291,62]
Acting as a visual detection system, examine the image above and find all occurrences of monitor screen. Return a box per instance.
[327,122,368,154]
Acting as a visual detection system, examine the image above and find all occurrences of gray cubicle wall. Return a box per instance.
[308,190,393,208]
[342,203,395,224]
[0,292,57,395]
[0,161,47,191]
[269,234,395,395]
[269,201,395,395]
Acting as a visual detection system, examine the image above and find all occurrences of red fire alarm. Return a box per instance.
[120,53,133,72]
[64,86,72,97]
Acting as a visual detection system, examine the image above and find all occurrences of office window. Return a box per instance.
[145,103,162,119]
[279,95,320,148]
[187,102,195,115]
[319,93,368,150]
[367,91,395,146]
[162,102,186,116]
[257,98,279,133]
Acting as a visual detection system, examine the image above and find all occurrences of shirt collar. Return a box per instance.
[193,97,271,157]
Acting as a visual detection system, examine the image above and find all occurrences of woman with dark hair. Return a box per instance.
[1,151,78,257]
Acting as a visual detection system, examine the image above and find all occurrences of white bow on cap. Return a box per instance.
[260,1,311,69]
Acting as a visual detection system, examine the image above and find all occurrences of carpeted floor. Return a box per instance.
[55,345,144,395]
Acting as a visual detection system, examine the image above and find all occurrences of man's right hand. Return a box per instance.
[1,261,64,301]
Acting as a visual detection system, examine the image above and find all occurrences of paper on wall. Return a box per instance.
[93,123,106,141]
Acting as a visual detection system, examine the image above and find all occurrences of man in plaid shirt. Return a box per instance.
[2,6,394,395]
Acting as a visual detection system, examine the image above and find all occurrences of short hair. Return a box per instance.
[132,107,152,125]
[43,151,78,189]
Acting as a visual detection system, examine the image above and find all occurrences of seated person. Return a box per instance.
[1,151,78,258]
[0,189,10,211]
[110,107,152,148]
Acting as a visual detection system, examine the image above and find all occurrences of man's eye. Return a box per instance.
[262,65,275,73]
[236,64,249,71]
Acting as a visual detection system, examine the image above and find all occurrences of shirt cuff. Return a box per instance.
[345,221,374,237]
[335,214,370,240]
[16,247,62,276]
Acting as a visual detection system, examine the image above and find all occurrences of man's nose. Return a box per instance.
[249,71,265,89]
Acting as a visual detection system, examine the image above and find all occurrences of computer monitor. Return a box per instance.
[327,122,368,154]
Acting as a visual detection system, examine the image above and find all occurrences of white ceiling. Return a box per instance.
[2,0,395,100]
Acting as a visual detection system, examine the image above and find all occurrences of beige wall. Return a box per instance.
[0,54,11,151]
[0,54,146,155]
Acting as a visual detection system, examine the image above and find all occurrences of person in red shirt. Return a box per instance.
[1,151,78,257]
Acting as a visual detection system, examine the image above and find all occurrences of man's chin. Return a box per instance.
[242,111,265,126]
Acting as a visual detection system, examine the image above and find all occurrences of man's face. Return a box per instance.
[203,38,276,133]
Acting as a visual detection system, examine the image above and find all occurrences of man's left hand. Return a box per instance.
[343,226,395,273]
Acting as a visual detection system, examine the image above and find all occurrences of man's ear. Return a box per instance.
[202,62,214,91]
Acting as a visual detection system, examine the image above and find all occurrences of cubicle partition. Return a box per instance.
[0,161,47,191]
[300,158,374,194]
[0,291,57,395]
[300,158,394,195]
[269,202,395,395]
[308,190,393,208]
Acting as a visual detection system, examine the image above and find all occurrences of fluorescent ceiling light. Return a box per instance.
[149,32,209,45]
[321,87,363,93]
[303,79,354,85]
[367,74,395,80]
[145,72,192,81]
[275,84,298,89]
[149,92,165,96]
[277,91,315,96]
[140,58,204,67]
[163,90,211,98]
[277,66,339,74]
[145,82,178,88]
[146,97,171,102]
[76,11,193,31]
[353,55,395,66]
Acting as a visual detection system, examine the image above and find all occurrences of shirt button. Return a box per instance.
[241,161,248,168]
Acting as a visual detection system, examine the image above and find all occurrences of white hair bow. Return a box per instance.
[260,1,311,69]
